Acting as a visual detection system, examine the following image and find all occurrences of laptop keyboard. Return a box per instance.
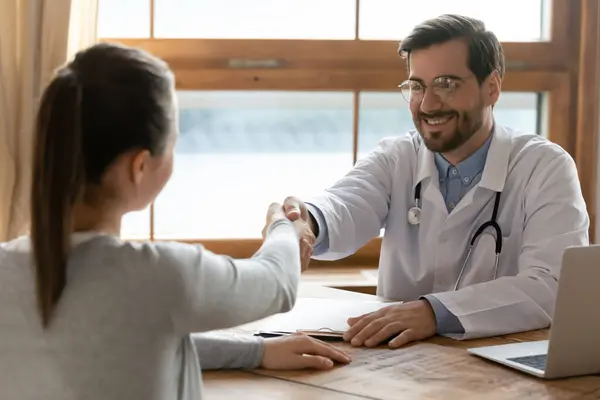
[507,354,547,370]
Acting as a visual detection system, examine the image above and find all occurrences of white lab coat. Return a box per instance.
[308,125,589,340]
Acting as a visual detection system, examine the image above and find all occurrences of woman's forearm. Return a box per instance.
[191,332,264,370]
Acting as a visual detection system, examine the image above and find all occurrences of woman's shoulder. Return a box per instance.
[73,234,207,270]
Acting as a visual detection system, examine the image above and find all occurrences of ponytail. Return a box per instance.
[30,69,85,328]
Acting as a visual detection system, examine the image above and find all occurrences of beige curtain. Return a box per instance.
[0,0,98,241]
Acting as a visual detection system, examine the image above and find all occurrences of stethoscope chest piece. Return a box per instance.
[408,182,423,225]
[407,206,421,225]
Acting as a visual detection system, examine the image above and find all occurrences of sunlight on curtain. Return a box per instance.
[0,0,98,240]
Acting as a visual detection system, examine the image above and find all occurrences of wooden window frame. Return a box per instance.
[100,0,598,266]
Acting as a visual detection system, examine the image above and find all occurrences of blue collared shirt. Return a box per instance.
[307,134,493,335]
[421,134,493,334]
[432,135,492,213]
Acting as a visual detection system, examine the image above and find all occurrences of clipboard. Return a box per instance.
[251,297,401,342]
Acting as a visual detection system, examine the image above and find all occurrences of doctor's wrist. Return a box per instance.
[307,210,320,237]
[419,298,437,331]
[421,295,465,335]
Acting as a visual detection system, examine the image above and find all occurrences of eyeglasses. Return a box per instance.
[398,75,472,104]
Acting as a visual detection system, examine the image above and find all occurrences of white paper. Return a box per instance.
[256,297,401,334]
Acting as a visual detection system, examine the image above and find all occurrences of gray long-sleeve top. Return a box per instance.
[0,219,300,400]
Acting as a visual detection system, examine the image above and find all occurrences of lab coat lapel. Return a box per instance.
[414,139,447,214]
[478,125,511,192]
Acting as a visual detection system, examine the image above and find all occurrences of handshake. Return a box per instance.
[262,196,316,272]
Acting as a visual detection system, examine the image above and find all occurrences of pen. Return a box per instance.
[253,331,346,342]
[253,331,291,339]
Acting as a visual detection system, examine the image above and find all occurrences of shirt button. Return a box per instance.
[451,168,458,176]
[463,176,470,184]
[448,202,456,209]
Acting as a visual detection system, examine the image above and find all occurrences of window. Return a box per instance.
[97,0,550,41]
[154,91,353,239]
[97,0,150,38]
[358,0,550,41]
[99,0,595,254]
[154,0,355,39]
[121,208,151,240]
[122,90,544,239]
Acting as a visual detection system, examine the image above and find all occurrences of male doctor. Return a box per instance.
[283,14,589,348]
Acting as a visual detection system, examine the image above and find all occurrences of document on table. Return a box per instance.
[249,297,400,339]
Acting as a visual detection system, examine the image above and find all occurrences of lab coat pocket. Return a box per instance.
[460,232,500,287]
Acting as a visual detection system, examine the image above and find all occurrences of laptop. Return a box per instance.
[467,245,600,379]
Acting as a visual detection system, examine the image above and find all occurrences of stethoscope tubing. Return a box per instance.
[409,182,503,290]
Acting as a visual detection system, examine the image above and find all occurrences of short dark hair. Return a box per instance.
[30,42,174,328]
[398,14,505,84]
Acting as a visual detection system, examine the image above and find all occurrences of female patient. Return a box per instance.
[0,43,349,400]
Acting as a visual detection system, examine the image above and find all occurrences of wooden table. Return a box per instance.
[202,283,600,399]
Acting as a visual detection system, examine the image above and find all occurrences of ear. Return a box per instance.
[485,70,502,106]
[130,149,152,185]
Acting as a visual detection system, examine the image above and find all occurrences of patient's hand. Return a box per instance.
[262,203,315,272]
[260,333,351,370]
[293,219,315,272]
[261,202,288,238]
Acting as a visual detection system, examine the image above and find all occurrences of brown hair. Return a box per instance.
[399,14,505,84]
[30,43,174,327]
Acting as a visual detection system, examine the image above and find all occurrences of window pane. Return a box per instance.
[359,0,549,41]
[154,91,354,239]
[97,0,150,38]
[154,0,355,39]
[120,208,151,240]
[357,91,542,160]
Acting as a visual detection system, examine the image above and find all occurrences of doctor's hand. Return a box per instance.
[283,196,320,236]
[261,333,352,371]
[282,196,309,222]
[343,300,437,349]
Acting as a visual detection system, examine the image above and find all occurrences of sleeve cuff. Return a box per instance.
[421,295,465,335]
[265,218,294,236]
[191,333,265,370]
[305,202,329,255]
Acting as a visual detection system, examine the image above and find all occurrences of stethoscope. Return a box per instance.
[408,182,503,290]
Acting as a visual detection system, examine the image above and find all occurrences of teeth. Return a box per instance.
[425,116,451,125]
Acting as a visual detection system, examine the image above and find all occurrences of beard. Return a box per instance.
[414,103,485,153]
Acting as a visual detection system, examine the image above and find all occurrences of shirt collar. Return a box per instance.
[434,132,493,182]
[414,123,512,193]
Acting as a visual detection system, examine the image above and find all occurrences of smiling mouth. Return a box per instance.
[423,115,454,126]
